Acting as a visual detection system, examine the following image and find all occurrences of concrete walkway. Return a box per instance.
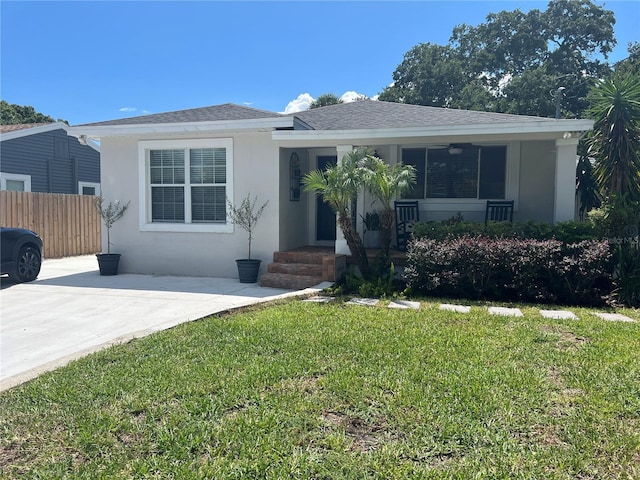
[1,256,326,391]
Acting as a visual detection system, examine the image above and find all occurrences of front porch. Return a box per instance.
[260,246,407,290]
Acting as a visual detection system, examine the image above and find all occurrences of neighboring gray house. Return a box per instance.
[69,101,593,287]
[0,123,100,194]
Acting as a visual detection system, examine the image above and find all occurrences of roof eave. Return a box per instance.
[0,122,69,142]
[272,119,595,143]
[68,117,295,139]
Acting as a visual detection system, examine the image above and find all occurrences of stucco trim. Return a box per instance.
[272,120,593,143]
[137,138,234,233]
[69,117,294,139]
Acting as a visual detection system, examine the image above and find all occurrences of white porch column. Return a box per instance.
[554,138,579,223]
[335,144,353,255]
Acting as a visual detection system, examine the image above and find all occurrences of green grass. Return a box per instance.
[1,300,639,479]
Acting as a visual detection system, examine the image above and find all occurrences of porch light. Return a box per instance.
[448,147,463,155]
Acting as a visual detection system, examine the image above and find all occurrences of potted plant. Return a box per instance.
[227,194,268,283]
[94,195,130,275]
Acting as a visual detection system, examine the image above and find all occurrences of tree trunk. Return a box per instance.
[377,208,394,270]
[338,214,370,279]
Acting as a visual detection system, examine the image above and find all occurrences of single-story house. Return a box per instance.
[0,122,101,194]
[68,100,593,287]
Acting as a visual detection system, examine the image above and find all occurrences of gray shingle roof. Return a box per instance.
[81,103,285,126]
[291,100,557,130]
[0,123,53,133]
[78,100,564,131]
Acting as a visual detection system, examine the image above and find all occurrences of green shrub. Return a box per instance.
[411,219,599,244]
[612,244,640,306]
[405,236,613,306]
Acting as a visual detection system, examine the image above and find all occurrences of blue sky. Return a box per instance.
[1,1,638,125]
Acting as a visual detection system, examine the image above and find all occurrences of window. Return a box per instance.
[139,139,233,232]
[79,182,100,196]
[402,146,507,199]
[0,173,31,192]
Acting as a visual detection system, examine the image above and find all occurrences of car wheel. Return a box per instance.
[12,246,41,282]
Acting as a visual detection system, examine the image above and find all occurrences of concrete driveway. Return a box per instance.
[1,255,326,391]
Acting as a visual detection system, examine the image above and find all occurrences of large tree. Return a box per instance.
[381,0,616,118]
[0,100,66,125]
[615,42,640,78]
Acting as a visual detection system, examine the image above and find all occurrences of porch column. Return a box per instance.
[335,144,353,255]
[554,137,579,223]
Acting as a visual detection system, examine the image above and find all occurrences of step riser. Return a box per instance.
[273,252,325,265]
[260,273,323,290]
[263,250,347,289]
[268,263,322,276]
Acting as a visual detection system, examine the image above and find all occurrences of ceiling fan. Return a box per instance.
[425,143,480,155]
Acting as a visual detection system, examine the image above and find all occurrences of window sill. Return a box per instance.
[140,222,234,233]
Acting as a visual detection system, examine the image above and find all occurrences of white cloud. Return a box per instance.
[282,93,315,114]
[340,91,367,103]
[119,107,137,112]
[282,90,378,114]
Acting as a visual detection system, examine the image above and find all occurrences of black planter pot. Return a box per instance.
[96,253,121,276]
[236,259,261,283]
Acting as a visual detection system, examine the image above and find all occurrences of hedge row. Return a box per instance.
[404,236,613,306]
[411,220,599,244]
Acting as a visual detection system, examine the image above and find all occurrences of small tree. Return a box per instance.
[94,196,130,254]
[360,153,416,268]
[303,150,370,278]
[227,194,268,259]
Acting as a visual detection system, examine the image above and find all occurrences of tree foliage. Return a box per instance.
[226,194,269,259]
[308,94,343,109]
[360,153,416,268]
[615,42,640,78]
[0,100,67,125]
[587,74,640,200]
[303,150,370,278]
[380,0,617,118]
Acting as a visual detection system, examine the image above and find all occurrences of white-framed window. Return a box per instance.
[0,172,31,192]
[402,146,508,200]
[138,138,233,233]
[79,181,101,196]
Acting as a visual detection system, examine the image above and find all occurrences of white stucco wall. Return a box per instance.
[99,132,280,278]
[278,148,310,251]
[517,140,556,223]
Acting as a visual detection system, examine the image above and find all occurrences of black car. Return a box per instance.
[1,227,43,282]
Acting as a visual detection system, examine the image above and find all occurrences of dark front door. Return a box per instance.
[316,155,337,241]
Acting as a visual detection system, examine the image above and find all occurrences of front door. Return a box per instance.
[316,155,337,241]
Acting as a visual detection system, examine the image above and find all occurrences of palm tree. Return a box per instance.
[302,150,370,278]
[360,153,416,268]
[575,145,602,220]
[588,74,640,200]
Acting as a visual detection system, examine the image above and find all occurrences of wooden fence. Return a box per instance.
[0,191,101,258]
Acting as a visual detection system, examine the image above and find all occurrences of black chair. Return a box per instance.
[485,200,514,224]
[395,200,420,251]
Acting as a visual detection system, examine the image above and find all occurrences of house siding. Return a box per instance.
[0,128,100,193]
[100,132,280,278]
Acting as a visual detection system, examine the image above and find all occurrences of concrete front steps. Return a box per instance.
[260,248,346,290]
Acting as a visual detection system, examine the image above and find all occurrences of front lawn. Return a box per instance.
[1,300,639,479]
